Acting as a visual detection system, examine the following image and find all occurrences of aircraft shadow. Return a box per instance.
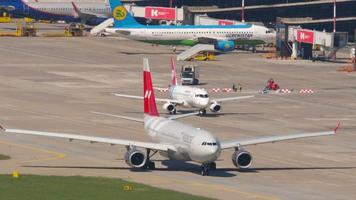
[123,111,261,118]
[202,112,262,118]
[160,160,236,177]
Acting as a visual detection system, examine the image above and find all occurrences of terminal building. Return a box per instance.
[132,0,356,41]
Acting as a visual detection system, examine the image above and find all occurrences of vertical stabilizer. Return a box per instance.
[143,58,159,117]
[108,0,141,27]
[170,58,178,86]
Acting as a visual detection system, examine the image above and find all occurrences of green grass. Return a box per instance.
[0,175,212,200]
[0,154,10,160]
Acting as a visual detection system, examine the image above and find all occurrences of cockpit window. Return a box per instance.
[201,142,217,146]
[195,94,209,98]
[266,29,274,34]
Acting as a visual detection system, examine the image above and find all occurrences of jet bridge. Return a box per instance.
[176,44,215,61]
[279,26,348,60]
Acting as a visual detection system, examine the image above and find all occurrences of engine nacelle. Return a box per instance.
[214,40,235,52]
[125,149,147,168]
[209,102,221,112]
[163,102,175,112]
[232,150,252,169]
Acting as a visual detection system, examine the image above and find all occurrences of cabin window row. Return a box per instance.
[37,7,109,12]
[153,31,253,35]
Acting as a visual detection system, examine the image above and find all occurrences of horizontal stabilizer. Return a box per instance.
[91,111,144,123]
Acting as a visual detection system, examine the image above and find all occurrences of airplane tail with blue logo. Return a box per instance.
[108,0,142,27]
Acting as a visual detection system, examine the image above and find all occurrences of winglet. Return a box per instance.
[333,122,341,134]
[0,125,5,131]
[170,58,177,86]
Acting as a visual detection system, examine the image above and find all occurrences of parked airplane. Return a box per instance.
[0,0,110,25]
[105,0,275,51]
[113,58,254,116]
[1,58,340,176]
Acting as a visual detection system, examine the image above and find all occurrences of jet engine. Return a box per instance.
[214,40,235,52]
[232,149,252,169]
[209,102,221,112]
[0,5,15,12]
[163,102,175,112]
[125,148,147,168]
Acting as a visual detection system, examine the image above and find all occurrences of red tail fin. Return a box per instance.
[170,58,177,86]
[143,58,159,117]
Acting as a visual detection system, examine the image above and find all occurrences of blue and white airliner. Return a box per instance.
[105,0,276,52]
[0,0,110,25]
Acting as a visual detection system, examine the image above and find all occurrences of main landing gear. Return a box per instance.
[199,109,207,116]
[201,162,216,176]
[141,149,157,170]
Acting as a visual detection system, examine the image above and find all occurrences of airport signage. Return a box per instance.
[145,7,176,20]
[218,20,234,26]
[296,30,314,44]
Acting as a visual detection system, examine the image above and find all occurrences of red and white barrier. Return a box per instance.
[158,88,169,92]
[212,88,221,92]
[279,88,292,94]
[299,89,314,94]
[211,88,235,92]
[223,88,233,92]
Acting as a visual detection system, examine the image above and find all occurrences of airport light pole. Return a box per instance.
[333,0,336,32]
[241,0,245,22]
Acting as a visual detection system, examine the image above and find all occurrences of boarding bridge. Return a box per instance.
[287,27,348,59]
[177,44,215,61]
[90,18,114,36]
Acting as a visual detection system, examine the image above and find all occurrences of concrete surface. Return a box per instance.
[0,30,355,200]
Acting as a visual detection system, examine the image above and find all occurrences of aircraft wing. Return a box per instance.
[91,111,144,123]
[112,93,184,105]
[1,127,175,152]
[168,111,200,120]
[220,123,340,150]
[71,2,107,20]
[212,95,254,103]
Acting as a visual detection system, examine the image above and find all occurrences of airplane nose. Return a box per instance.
[210,145,219,155]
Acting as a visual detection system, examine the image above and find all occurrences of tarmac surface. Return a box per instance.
[0,28,356,200]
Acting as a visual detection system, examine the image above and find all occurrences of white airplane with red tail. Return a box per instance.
[113,58,254,116]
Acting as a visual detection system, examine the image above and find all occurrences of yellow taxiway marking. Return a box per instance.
[0,140,66,163]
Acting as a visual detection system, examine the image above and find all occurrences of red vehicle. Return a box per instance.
[265,78,280,90]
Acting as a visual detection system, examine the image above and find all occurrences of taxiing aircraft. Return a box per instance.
[105,0,275,52]
[113,58,254,116]
[1,58,340,176]
[0,0,110,25]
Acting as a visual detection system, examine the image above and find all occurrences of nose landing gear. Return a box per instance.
[199,109,207,116]
[201,162,216,176]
